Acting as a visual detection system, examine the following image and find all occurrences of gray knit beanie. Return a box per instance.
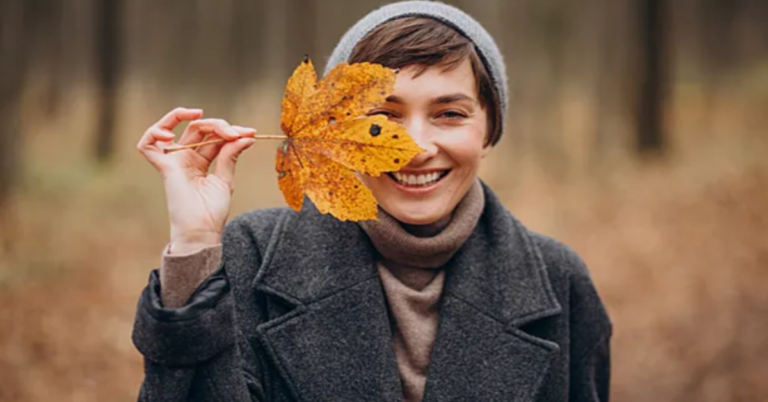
[324,1,507,142]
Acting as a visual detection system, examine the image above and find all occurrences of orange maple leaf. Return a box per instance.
[276,57,424,221]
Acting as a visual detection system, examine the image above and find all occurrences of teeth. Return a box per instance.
[392,171,445,187]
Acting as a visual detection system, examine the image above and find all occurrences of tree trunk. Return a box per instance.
[285,0,318,67]
[0,0,27,206]
[636,0,668,154]
[94,0,122,162]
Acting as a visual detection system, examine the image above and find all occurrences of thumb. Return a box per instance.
[214,137,256,190]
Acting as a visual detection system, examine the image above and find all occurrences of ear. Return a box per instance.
[480,142,493,159]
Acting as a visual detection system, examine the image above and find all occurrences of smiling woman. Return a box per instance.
[132,2,611,402]
[348,16,500,228]
[359,59,490,226]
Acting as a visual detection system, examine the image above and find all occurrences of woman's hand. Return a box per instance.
[137,107,257,254]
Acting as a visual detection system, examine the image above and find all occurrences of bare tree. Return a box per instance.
[94,0,122,162]
[635,0,668,153]
[0,0,28,205]
[285,0,318,66]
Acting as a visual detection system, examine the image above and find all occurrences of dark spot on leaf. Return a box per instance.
[346,112,351,116]
[354,185,359,189]
[303,54,309,63]
[369,124,381,137]
[394,158,400,164]
[379,91,386,96]
[329,116,336,124]
[328,191,333,196]
[392,135,399,139]
[278,171,286,179]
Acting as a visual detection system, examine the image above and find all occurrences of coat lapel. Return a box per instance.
[422,183,563,402]
[251,182,563,402]
[252,203,402,402]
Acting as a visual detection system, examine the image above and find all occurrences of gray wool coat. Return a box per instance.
[132,182,612,402]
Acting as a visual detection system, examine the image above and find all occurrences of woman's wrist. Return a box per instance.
[168,230,222,255]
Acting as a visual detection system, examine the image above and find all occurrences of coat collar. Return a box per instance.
[253,181,562,401]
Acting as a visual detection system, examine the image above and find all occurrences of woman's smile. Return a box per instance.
[386,169,451,194]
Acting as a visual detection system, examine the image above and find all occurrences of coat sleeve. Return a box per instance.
[569,332,611,402]
[565,250,612,402]
[132,213,272,402]
[530,232,612,402]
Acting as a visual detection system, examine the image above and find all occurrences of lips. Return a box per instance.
[388,170,450,187]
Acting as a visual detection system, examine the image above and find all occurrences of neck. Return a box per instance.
[358,179,485,268]
[401,213,453,238]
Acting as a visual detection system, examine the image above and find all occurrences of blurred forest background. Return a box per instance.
[0,0,766,401]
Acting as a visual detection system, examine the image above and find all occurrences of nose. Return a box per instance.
[405,118,438,166]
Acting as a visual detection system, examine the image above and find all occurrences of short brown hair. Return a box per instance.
[349,17,502,147]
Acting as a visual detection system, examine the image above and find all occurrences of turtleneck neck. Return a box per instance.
[401,213,452,238]
[359,179,485,271]
[357,179,485,402]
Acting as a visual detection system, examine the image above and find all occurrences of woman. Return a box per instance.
[133,2,611,401]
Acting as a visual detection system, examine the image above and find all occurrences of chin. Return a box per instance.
[360,172,459,226]
[379,201,448,226]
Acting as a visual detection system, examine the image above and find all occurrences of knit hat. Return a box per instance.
[324,1,507,142]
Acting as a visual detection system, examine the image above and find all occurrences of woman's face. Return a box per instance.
[359,59,491,226]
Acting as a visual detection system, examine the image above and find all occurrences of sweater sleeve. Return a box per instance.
[159,243,223,308]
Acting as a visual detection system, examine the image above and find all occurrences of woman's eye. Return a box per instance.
[438,110,467,119]
[369,110,398,119]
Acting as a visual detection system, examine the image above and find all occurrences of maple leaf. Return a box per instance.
[276,57,424,221]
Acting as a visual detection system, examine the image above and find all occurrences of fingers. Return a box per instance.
[195,133,225,163]
[137,127,177,169]
[137,107,258,179]
[155,107,203,131]
[213,136,257,190]
[197,126,256,162]
[179,118,243,146]
[137,107,203,169]
[235,125,257,139]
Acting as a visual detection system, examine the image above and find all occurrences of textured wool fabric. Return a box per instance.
[159,243,222,307]
[324,0,508,140]
[358,180,483,402]
[155,182,482,401]
[359,179,485,272]
[132,181,612,401]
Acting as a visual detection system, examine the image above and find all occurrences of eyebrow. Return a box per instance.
[433,93,476,105]
[385,93,477,105]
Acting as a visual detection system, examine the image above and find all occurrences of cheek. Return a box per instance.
[442,127,486,172]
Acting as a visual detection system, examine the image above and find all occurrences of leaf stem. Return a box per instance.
[163,134,288,153]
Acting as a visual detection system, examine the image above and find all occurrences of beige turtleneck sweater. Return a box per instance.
[158,180,485,402]
[358,180,484,402]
